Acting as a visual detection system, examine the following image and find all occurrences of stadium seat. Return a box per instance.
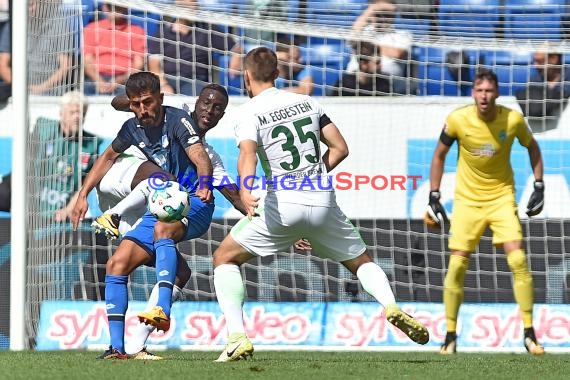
[129,9,162,37]
[503,0,564,40]
[237,0,300,22]
[438,0,500,39]
[79,0,97,26]
[480,50,534,95]
[302,42,351,96]
[221,41,349,96]
[219,42,277,95]
[413,46,477,96]
[198,0,242,13]
[305,0,368,29]
[283,0,300,22]
[218,54,244,95]
[394,13,431,36]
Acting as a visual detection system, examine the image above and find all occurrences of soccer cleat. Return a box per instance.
[440,332,457,355]
[215,333,254,362]
[137,306,171,332]
[385,304,429,345]
[92,213,121,239]
[129,347,163,360]
[96,346,128,360]
[524,327,545,356]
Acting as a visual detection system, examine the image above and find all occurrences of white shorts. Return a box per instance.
[97,149,147,235]
[230,197,366,262]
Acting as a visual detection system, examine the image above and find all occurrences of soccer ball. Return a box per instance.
[147,182,190,223]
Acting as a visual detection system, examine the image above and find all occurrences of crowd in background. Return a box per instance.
[0,0,568,120]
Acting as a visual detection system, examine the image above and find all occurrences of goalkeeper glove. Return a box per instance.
[526,180,544,217]
[424,190,449,229]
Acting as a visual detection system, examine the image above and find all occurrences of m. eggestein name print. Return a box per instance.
[258,101,313,125]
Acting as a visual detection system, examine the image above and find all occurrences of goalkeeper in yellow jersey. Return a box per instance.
[425,69,545,355]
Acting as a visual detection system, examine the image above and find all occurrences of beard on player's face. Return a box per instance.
[130,92,163,127]
[138,110,160,127]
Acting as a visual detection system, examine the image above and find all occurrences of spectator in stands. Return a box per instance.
[241,0,286,44]
[83,2,146,95]
[0,91,101,221]
[350,0,412,77]
[275,36,314,95]
[148,1,241,96]
[0,0,7,23]
[331,41,390,96]
[516,43,570,121]
[0,11,10,103]
[2,0,75,96]
[332,41,412,96]
[28,0,78,95]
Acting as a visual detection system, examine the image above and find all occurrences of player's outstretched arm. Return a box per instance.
[526,138,545,217]
[320,122,349,172]
[71,145,120,230]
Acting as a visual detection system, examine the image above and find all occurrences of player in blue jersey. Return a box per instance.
[92,86,247,359]
[71,71,214,359]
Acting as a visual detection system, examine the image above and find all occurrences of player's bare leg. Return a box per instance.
[343,252,429,345]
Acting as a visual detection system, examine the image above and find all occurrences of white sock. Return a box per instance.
[107,180,153,216]
[214,264,246,336]
[356,262,396,308]
[125,284,182,354]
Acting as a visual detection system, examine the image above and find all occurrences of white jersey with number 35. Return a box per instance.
[235,87,334,206]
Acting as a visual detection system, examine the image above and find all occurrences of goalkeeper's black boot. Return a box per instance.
[440,332,457,355]
[524,327,545,355]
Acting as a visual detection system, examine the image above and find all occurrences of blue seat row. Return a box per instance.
[218,41,352,96]
[78,0,567,97]
[439,0,565,40]
[412,46,549,96]
[81,0,567,40]
[221,42,558,97]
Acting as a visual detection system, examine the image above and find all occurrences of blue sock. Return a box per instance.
[105,274,128,354]
[154,238,177,316]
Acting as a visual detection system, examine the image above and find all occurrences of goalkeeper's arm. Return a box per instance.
[425,136,453,229]
[526,138,545,217]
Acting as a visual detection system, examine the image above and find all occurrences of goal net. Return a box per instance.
[14,0,570,348]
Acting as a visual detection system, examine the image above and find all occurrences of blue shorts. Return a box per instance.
[123,194,214,256]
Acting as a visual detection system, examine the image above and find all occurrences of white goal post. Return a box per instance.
[7,0,570,350]
[10,0,29,351]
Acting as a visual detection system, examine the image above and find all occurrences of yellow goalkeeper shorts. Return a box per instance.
[448,197,523,253]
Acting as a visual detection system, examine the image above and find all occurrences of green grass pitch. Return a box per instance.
[2,350,570,380]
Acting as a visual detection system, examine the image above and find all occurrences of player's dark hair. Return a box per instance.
[125,71,161,98]
[473,69,499,90]
[202,83,229,102]
[244,47,279,82]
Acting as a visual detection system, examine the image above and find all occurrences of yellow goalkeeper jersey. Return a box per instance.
[443,104,533,204]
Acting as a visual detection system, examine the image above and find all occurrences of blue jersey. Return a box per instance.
[112,106,202,193]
